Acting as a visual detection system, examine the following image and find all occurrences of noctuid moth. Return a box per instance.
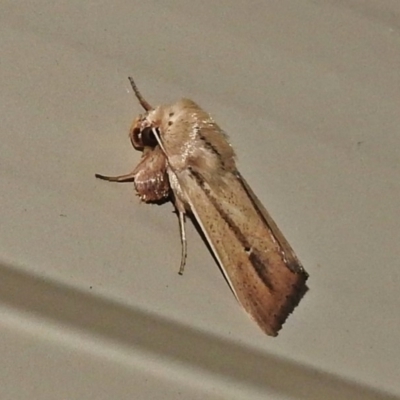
[95,77,308,336]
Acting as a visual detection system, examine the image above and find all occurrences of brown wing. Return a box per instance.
[176,168,308,336]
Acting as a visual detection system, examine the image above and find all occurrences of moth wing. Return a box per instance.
[236,172,306,273]
[176,169,308,336]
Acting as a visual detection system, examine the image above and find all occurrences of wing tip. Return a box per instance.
[272,272,309,336]
[255,269,309,337]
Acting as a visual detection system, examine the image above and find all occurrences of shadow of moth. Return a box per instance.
[96,77,309,336]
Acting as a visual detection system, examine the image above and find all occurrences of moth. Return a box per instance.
[96,77,309,336]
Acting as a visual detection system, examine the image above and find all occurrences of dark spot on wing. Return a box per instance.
[235,172,308,277]
[249,251,274,290]
[190,169,274,290]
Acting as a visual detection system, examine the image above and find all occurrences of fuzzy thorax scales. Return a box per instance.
[145,99,236,175]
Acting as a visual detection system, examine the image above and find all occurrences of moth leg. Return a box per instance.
[95,171,135,182]
[178,210,187,275]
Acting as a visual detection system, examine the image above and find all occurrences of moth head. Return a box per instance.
[128,77,159,150]
[130,123,158,150]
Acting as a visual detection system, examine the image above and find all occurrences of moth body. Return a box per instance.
[96,78,309,336]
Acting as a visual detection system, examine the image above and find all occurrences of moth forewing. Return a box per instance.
[237,173,305,272]
[96,77,308,336]
[173,167,307,336]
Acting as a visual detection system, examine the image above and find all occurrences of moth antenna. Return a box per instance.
[128,77,153,111]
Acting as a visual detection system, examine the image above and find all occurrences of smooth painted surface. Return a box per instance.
[1,1,399,398]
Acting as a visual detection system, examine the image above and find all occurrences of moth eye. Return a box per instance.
[130,126,144,150]
[141,127,158,148]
